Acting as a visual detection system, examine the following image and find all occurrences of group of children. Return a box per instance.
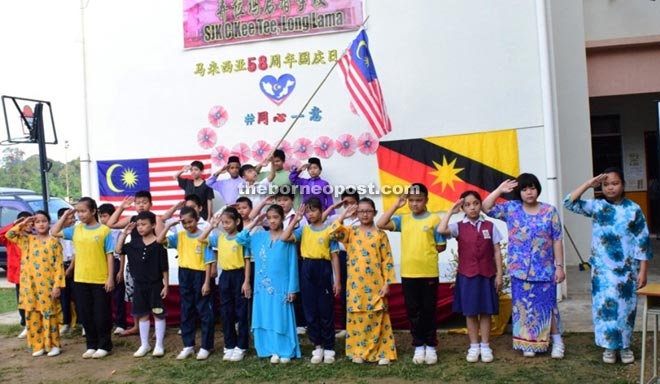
[3,152,652,367]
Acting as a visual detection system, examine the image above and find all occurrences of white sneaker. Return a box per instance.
[270,354,280,364]
[335,330,347,338]
[113,327,125,335]
[230,347,246,362]
[82,328,86,336]
[177,329,182,335]
[177,347,195,360]
[351,356,364,364]
[466,346,480,363]
[280,357,291,364]
[133,345,151,358]
[296,327,306,335]
[82,349,96,359]
[620,349,635,364]
[551,342,565,359]
[323,349,336,364]
[424,347,438,365]
[152,346,164,357]
[223,347,234,361]
[523,351,536,358]
[59,325,71,336]
[481,347,494,363]
[378,358,390,365]
[602,349,616,364]
[92,349,109,359]
[18,328,27,339]
[412,346,425,364]
[47,347,61,357]
[310,348,323,364]
[32,349,45,357]
[196,348,210,360]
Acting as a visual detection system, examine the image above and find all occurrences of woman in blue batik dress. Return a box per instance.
[482,173,566,359]
[564,167,652,365]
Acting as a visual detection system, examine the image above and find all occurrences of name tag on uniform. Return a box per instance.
[482,230,491,239]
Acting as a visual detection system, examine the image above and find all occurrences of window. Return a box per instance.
[0,207,21,227]
[590,114,622,174]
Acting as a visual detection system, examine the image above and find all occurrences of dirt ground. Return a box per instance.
[0,326,646,384]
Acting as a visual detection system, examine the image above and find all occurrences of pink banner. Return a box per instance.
[183,0,364,49]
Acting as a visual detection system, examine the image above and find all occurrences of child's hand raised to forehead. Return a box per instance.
[396,194,408,208]
[123,221,136,235]
[64,208,76,219]
[120,196,135,209]
[174,200,186,210]
[497,179,518,193]
[450,198,464,214]
[210,215,221,228]
[294,204,306,221]
[182,164,191,172]
[588,174,608,188]
[344,203,358,217]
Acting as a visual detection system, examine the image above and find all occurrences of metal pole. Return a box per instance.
[33,103,50,216]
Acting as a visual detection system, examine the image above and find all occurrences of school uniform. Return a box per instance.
[59,237,75,327]
[121,239,169,319]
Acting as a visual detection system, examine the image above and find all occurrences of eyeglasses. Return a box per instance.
[356,210,375,215]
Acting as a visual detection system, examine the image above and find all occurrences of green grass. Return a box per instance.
[0,288,17,314]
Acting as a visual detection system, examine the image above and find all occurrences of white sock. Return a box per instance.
[470,343,479,349]
[139,320,150,347]
[551,333,562,344]
[480,342,490,349]
[155,318,166,349]
[415,346,425,353]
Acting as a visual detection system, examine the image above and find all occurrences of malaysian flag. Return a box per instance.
[97,154,211,216]
[338,30,392,138]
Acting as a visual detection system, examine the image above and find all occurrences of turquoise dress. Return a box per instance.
[236,229,301,359]
[564,195,652,349]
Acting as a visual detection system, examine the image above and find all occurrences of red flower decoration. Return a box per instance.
[251,140,272,163]
[292,137,313,160]
[313,136,335,159]
[335,134,357,157]
[211,145,230,167]
[208,105,228,128]
[284,156,302,171]
[231,143,250,163]
[357,132,379,155]
[196,128,217,150]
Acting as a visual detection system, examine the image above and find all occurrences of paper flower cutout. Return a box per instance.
[292,137,313,160]
[335,134,357,157]
[284,156,302,171]
[251,140,272,163]
[276,139,293,158]
[230,142,250,163]
[211,145,230,167]
[196,128,217,150]
[313,136,335,159]
[208,105,228,128]
[357,132,379,155]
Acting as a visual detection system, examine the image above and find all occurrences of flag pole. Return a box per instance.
[271,15,370,152]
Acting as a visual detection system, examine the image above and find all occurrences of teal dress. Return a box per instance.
[564,195,652,349]
[236,229,301,359]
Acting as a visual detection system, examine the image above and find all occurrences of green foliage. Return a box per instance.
[0,147,80,201]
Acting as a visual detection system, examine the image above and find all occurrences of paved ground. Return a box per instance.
[2,239,660,329]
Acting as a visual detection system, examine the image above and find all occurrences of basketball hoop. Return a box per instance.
[20,105,33,136]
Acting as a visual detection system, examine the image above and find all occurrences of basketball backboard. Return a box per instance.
[1,96,57,145]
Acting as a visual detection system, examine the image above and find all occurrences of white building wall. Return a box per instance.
[583,0,660,41]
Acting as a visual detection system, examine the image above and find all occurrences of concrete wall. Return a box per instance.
[550,0,594,266]
[583,0,660,41]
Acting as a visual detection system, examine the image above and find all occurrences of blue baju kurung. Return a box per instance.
[236,229,301,359]
[564,195,653,349]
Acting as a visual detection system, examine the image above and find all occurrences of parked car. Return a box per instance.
[0,188,73,270]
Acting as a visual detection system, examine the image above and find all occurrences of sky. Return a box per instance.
[0,1,84,163]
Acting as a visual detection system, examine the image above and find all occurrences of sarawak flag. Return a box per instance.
[377,130,519,213]
[97,154,211,216]
[338,30,392,138]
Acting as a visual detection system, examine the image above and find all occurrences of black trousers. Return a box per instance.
[401,277,439,347]
[301,259,335,349]
[75,282,113,351]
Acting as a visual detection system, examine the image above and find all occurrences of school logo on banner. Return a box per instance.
[376,130,519,213]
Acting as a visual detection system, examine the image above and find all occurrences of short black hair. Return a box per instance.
[136,211,156,225]
[33,210,51,222]
[602,167,625,185]
[180,206,199,221]
[57,207,69,219]
[184,194,203,208]
[17,211,32,220]
[272,149,286,161]
[515,173,542,199]
[274,187,295,201]
[239,164,255,178]
[98,203,116,216]
[135,190,152,202]
[190,160,204,171]
[305,197,322,211]
[341,188,360,202]
[358,198,376,211]
[236,196,253,209]
[409,183,429,198]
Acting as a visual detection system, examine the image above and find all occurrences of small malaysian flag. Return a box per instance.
[338,30,392,138]
[97,154,211,216]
